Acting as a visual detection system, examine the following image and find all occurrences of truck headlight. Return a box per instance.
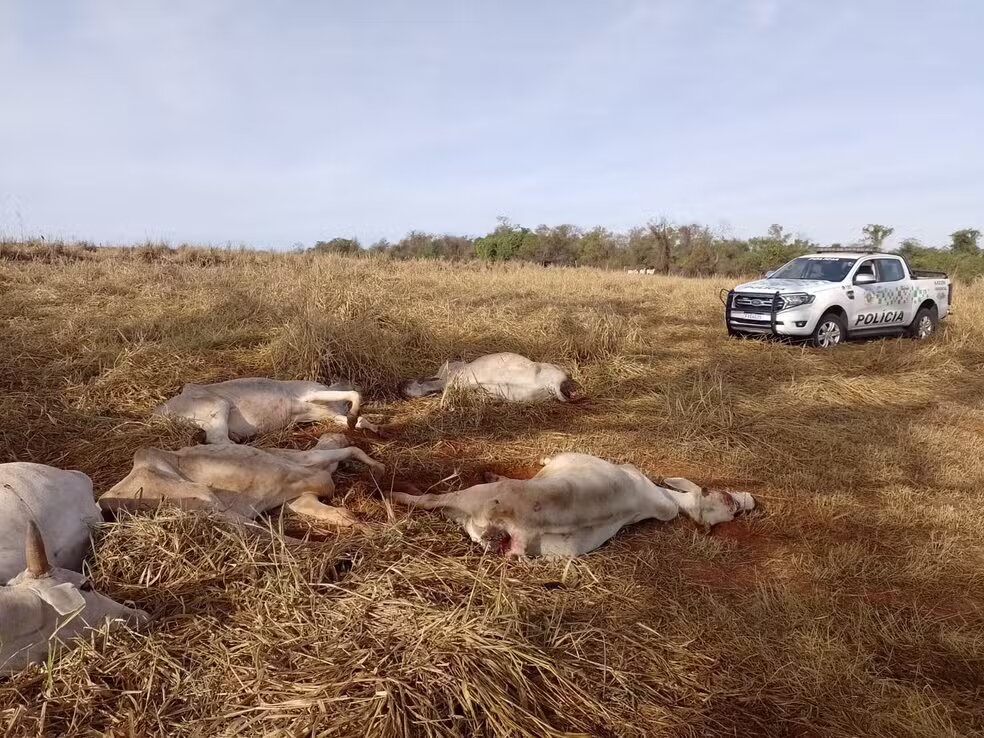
[780,293,815,309]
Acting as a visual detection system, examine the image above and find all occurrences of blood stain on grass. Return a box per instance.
[686,523,790,591]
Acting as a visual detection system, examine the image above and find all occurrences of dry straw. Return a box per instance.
[1,245,983,736]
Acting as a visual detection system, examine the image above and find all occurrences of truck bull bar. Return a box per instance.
[720,288,783,336]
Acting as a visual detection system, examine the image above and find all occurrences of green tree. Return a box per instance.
[312,237,361,255]
[949,228,981,254]
[626,226,660,268]
[530,224,580,265]
[862,224,894,249]
[577,227,618,266]
[474,218,538,262]
[767,223,787,243]
[647,218,674,274]
[896,237,923,261]
[430,235,474,261]
[393,231,438,259]
[741,224,809,273]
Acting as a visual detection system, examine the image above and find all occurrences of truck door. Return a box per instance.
[848,259,878,330]
[873,258,910,327]
[849,258,909,331]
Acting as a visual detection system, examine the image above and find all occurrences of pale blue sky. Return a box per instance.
[1,1,981,248]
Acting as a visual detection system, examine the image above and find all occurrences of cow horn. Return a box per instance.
[25,521,52,577]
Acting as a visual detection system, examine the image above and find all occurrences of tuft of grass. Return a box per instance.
[1,248,983,736]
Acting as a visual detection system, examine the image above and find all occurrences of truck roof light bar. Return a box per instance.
[814,246,882,254]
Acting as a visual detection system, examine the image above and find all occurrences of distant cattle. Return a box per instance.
[1,462,102,583]
[99,433,384,528]
[401,353,582,403]
[154,377,380,443]
[386,453,755,557]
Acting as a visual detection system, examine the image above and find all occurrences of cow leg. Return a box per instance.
[314,433,351,450]
[336,446,384,472]
[287,494,359,527]
[386,490,460,510]
[304,446,386,472]
[323,413,381,434]
[306,389,362,428]
[353,415,382,434]
[502,529,530,558]
[320,412,380,435]
[182,396,233,444]
[307,389,361,409]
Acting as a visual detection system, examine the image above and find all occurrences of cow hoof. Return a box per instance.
[334,512,361,528]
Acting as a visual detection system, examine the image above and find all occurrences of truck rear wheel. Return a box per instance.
[810,312,846,349]
[908,305,938,340]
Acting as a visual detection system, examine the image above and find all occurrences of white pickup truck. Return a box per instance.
[723,250,952,348]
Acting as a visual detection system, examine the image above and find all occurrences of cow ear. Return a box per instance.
[36,582,87,616]
[25,521,52,577]
[662,477,703,495]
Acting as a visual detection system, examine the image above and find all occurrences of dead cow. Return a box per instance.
[1,522,149,676]
[401,352,582,403]
[154,377,379,444]
[99,433,384,527]
[1,462,102,582]
[386,453,755,557]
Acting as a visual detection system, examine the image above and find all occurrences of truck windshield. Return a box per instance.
[770,257,857,281]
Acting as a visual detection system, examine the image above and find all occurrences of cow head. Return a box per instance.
[6,521,149,632]
[399,376,446,398]
[662,477,756,532]
[559,378,585,402]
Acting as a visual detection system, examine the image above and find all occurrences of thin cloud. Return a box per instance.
[0,0,981,248]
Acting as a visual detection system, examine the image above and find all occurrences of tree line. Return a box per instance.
[311,220,984,282]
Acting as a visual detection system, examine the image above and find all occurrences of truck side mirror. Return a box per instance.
[854,272,876,285]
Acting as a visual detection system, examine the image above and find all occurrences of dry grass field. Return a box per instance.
[1,246,983,737]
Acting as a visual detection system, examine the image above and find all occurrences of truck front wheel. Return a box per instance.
[908,305,938,340]
[810,312,846,349]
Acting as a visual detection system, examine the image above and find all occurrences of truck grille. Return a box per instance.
[732,293,781,313]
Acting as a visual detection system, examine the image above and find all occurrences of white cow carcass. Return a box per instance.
[1,521,149,676]
[400,353,582,403]
[1,462,102,583]
[154,377,380,444]
[386,453,755,557]
[98,433,384,527]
